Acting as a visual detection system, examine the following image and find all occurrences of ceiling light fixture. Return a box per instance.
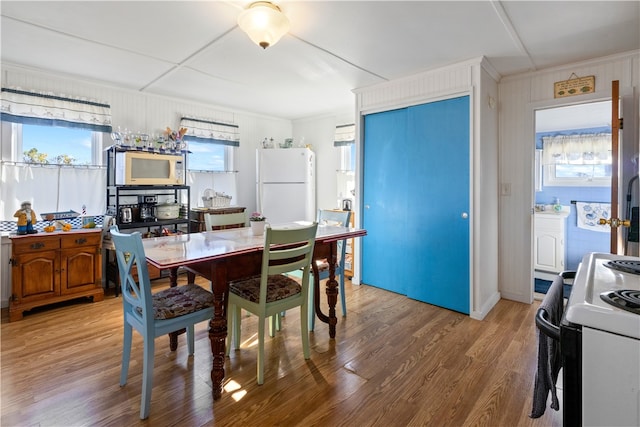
[237,1,290,49]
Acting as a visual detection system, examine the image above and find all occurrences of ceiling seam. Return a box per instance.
[289,33,388,82]
[2,15,172,66]
[139,27,237,92]
[3,13,238,94]
[490,0,537,72]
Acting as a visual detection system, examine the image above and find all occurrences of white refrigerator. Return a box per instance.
[256,148,316,224]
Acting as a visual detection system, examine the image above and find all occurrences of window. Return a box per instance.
[186,140,234,172]
[0,121,107,221]
[21,124,97,165]
[339,143,356,171]
[544,163,611,186]
[542,133,611,187]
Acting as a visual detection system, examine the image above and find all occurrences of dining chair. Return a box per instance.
[283,210,351,331]
[203,211,247,231]
[226,222,318,385]
[110,227,214,420]
[314,210,351,322]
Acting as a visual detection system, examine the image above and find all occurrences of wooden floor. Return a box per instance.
[1,275,561,427]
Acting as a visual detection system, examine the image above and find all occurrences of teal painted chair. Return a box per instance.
[110,227,214,419]
[226,222,318,385]
[283,210,351,331]
[313,210,351,326]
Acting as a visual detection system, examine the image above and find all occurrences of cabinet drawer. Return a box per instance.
[12,236,60,253]
[60,233,101,248]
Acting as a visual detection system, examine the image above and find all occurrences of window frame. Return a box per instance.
[186,140,235,173]
[4,122,106,166]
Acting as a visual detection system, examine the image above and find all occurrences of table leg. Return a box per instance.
[168,267,181,351]
[169,267,178,287]
[312,241,338,338]
[208,261,229,400]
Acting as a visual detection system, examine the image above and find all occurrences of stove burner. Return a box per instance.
[604,260,640,275]
[600,289,640,315]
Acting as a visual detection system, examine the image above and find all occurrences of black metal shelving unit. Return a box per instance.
[105,146,191,233]
[104,146,192,292]
[106,184,190,231]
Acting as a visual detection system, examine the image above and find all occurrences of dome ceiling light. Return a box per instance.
[237,1,290,49]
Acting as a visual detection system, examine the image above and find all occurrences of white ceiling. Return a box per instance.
[1,1,639,120]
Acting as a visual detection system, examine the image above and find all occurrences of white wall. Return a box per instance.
[498,50,640,303]
[0,64,294,214]
[292,111,355,213]
[0,65,348,307]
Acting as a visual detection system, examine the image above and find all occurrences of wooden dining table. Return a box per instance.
[141,222,366,400]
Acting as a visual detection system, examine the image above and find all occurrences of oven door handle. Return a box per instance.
[535,307,560,341]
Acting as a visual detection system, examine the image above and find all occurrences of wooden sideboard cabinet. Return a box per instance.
[190,206,246,232]
[9,229,104,321]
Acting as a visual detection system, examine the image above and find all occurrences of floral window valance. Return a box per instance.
[0,87,112,132]
[180,116,239,147]
[334,124,355,147]
[542,133,611,165]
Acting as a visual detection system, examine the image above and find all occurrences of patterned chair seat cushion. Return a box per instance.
[139,284,214,320]
[230,274,301,303]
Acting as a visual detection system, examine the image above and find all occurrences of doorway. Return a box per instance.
[533,100,612,293]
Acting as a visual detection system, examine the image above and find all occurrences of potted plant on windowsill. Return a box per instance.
[249,212,266,236]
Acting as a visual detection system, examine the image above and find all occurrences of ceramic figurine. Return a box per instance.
[14,201,37,235]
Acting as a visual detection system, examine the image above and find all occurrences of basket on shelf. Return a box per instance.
[202,189,232,208]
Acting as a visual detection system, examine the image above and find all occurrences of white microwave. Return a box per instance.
[115,151,184,185]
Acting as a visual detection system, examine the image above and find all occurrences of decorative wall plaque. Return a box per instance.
[554,73,595,98]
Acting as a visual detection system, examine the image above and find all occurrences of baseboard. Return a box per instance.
[471,291,501,320]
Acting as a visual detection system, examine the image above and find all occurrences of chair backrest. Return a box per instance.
[110,226,154,329]
[258,223,318,305]
[204,212,247,231]
[317,209,351,263]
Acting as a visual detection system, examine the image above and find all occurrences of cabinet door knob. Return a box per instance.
[461,212,469,219]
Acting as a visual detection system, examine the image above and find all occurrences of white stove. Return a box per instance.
[565,252,640,339]
[561,252,640,427]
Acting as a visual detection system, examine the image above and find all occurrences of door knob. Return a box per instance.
[365,205,370,209]
[599,218,631,227]
[461,212,468,219]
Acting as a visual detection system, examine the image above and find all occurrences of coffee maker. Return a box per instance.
[138,195,157,222]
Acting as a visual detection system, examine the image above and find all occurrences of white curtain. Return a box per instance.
[1,163,106,220]
[180,116,239,147]
[1,87,112,132]
[334,123,355,146]
[542,133,611,165]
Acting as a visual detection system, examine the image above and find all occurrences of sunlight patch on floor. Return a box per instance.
[223,379,247,401]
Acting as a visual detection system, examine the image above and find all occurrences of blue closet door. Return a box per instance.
[362,108,409,295]
[362,96,470,314]
[406,97,469,313]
